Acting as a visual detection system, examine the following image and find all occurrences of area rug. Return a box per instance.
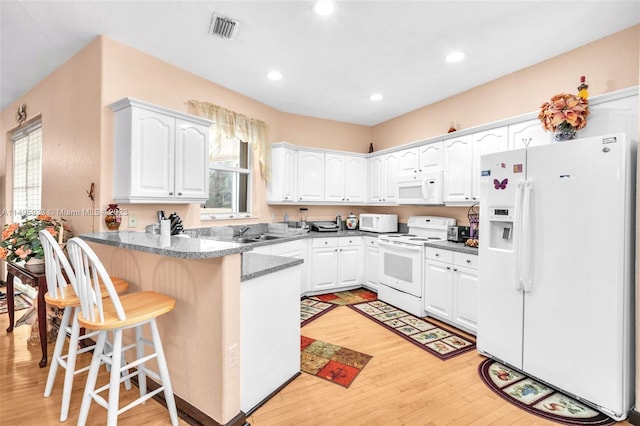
[0,293,32,314]
[300,336,372,388]
[310,288,377,305]
[301,298,338,326]
[478,359,615,425]
[349,300,475,360]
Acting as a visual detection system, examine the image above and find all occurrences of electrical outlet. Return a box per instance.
[228,344,239,369]
[128,214,137,228]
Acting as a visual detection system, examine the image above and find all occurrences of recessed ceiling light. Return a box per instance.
[267,70,283,81]
[370,93,383,101]
[314,0,334,15]
[446,51,465,63]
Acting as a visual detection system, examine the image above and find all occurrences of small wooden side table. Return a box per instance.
[5,262,49,368]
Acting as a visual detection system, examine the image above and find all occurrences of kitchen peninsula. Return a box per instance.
[79,230,302,426]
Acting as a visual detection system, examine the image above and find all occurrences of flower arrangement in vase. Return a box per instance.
[538,92,589,142]
[0,215,72,267]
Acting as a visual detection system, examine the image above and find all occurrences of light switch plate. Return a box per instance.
[128,214,137,228]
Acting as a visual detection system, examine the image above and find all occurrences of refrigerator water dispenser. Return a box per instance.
[487,207,513,250]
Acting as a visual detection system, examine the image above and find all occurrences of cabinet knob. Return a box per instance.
[178,192,182,196]
[169,192,174,196]
[446,266,451,270]
[435,253,440,257]
[466,259,471,263]
[453,268,458,272]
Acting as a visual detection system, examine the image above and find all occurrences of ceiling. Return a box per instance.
[1,1,639,126]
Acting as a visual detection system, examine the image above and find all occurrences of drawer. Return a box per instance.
[312,237,338,248]
[364,237,379,248]
[338,236,361,247]
[424,246,453,263]
[454,252,478,269]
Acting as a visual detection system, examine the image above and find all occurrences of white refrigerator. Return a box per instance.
[477,133,635,421]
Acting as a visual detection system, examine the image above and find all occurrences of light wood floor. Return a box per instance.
[0,308,188,425]
[248,306,632,426]
[1,305,632,426]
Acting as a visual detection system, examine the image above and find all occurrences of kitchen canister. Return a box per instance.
[345,213,358,230]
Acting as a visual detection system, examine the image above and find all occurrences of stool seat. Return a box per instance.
[78,290,175,330]
[44,276,128,308]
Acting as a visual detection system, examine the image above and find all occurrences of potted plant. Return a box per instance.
[0,214,71,272]
[538,92,589,141]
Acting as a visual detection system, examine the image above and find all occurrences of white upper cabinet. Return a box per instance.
[579,95,638,140]
[324,154,366,203]
[471,126,509,200]
[382,151,400,203]
[110,97,210,204]
[368,151,399,204]
[297,150,325,202]
[508,118,552,150]
[268,145,297,202]
[443,134,473,203]
[397,147,420,177]
[419,142,444,173]
[367,155,385,203]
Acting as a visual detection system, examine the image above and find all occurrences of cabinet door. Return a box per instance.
[174,119,209,201]
[338,245,361,287]
[324,154,346,202]
[419,142,444,173]
[580,95,638,141]
[297,151,324,202]
[452,265,479,334]
[368,156,384,202]
[471,127,508,201]
[364,241,379,290]
[424,260,452,320]
[383,152,400,202]
[130,108,175,198]
[397,147,420,177]
[443,135,472,203]
[509,119,552,150]
[344,156,366,203]
[268,146,297,202]
[310,246,338,290]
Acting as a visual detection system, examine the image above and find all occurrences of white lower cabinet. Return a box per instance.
[310,237,362,291]
[363,236,379,291]
[424,247,478,334]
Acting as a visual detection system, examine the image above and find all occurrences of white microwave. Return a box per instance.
[359,214,398,233]
[396,171,443,205]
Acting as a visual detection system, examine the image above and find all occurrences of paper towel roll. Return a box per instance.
[160,218,171,238]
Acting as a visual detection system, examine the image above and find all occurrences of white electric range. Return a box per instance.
[377,216,456,316]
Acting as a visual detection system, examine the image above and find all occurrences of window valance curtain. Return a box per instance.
[187,99,271,181]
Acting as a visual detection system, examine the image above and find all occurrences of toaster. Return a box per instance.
[447,225,470,243]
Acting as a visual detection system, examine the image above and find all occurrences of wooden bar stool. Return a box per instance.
[66,237,178,426]
[39,230,131,422]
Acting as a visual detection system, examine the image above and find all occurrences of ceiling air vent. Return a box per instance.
[210,14,239,40]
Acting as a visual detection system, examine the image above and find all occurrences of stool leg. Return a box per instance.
[135,325,147,399]
[59,308,82,422]
[44,306,72,397]
[150,319,178,426]
[107,329,123,426]
[78,330,107,426]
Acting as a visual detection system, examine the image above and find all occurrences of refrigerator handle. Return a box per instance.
[522,179,534,293]
[513,180,525,291]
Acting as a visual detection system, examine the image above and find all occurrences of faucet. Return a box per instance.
[239,226,251,236]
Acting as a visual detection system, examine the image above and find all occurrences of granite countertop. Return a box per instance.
[424,240,479,255]
[241,253,304,281]
[80,231,253,259]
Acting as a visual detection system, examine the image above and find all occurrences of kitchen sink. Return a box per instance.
[233,234,284,243]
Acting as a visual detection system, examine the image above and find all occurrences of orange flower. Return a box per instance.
[0,247,7,260]
[538,93,589,132]
[14,245,32,259]
[45,226,57,236]
[1,223,19,241]
[36,214,52,221]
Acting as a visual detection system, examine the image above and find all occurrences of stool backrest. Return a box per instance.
[66,238,125,323]
[39,230,77,299]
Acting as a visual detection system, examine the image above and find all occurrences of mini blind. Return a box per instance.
[12,121,42,222]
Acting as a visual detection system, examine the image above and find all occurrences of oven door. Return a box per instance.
[378,240,423,296]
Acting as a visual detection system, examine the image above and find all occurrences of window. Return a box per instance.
[202,136,252,218]
[12,121,42,222]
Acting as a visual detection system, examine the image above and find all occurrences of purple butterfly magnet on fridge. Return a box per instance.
[493,178,508,190]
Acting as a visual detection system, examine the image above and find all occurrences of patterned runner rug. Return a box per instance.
[0,293,32,314]
[301,336,372,388]
[349,300,475,360]
[300,298,338,326]
[478,359,615,425]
